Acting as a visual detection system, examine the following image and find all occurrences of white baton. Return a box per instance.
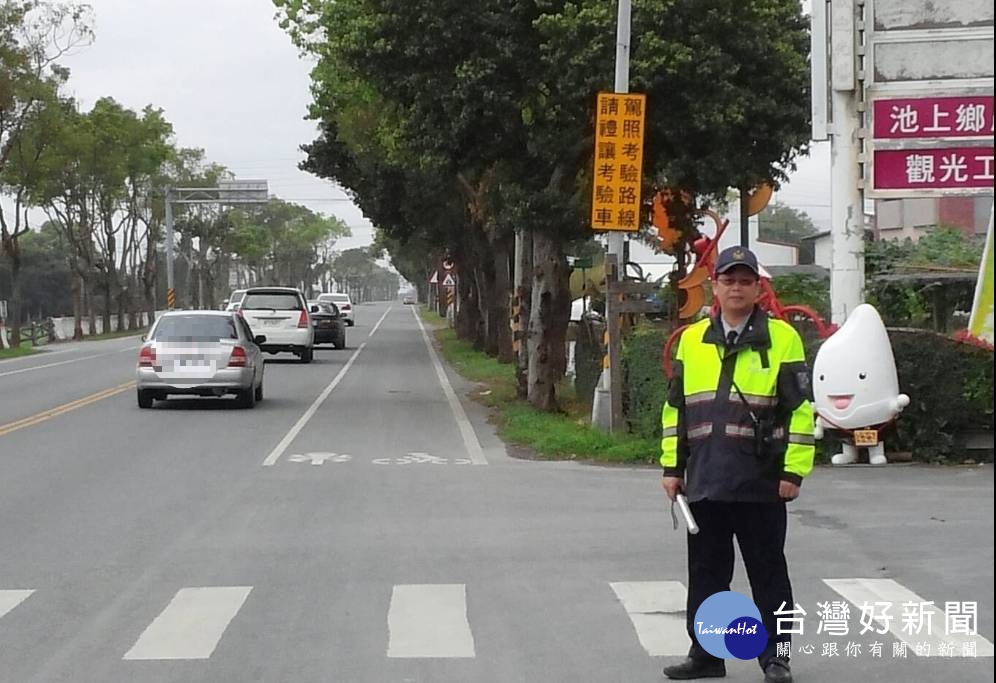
[676,494,699,535]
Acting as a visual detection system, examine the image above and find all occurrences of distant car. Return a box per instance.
[225,289,247,311]
[135,310,265,409]
[239,287,315,362]
[402,293,416,305]
[308,301,346,349]
[317,292,354,326]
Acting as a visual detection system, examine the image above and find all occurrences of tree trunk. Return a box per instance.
[71,271,83,341]
[102,277,112,335]
[455,268,481,344]
[7,251,23,346]
[527,231,570,411]
[514,229,533,399]
[492,236,513,363]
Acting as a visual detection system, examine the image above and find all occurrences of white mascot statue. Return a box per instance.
[813,303,910,465]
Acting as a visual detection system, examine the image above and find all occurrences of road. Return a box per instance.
[0,301,992,682]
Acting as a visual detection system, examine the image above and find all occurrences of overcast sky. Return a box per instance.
[47,0,831,250]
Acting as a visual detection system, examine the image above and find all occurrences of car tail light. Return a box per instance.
[298,310,309,328]
[341,304,351,311]
[138,345,156,367]
[228,346,248,367]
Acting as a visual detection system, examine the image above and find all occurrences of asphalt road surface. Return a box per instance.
[1,302,992,682]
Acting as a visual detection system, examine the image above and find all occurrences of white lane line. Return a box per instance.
[824,578,994,657]
[368,306,392,337]
[123,586,252,660]
[411,307,487,465]
[262,342,367,466]
[387,584,476,658]
[0,589,35,619]
[0,348,135,378]
[610,581,690,656]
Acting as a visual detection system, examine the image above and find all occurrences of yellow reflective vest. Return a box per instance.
[660,309,815,502]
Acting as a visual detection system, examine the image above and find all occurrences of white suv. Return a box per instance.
[239,287,315,362]
[317,292,354,326]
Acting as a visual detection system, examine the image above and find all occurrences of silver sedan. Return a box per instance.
[135,310,265,409]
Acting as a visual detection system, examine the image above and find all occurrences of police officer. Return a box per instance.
[660,246,815,683]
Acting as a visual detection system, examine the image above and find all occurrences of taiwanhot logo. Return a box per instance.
[693,591,768,660]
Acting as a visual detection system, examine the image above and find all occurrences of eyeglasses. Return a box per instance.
[716,275,759,287]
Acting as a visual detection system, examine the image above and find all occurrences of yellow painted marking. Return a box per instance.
[0,380,136,437]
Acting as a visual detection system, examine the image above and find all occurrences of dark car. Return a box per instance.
[308,301,346,349]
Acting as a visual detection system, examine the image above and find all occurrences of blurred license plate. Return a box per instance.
[177,359,211,371]
[262,319,281,327]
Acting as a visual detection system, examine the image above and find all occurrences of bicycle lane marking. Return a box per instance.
[261,306,393,467]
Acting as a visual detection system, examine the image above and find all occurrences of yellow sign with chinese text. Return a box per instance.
[591,92,646,232]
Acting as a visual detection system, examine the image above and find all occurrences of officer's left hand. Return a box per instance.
[778,480,801,502]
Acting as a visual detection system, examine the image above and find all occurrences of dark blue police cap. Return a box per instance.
[714,246,760,276]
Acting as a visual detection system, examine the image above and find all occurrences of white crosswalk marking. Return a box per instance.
[610,581,691,656]
[823,578,995,657]
[123,586,252,660]
[0,589,35,619]
[387,584,476,658]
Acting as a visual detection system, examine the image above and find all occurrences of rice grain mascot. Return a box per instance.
[813,304,910,465]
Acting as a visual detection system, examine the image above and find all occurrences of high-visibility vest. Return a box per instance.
[661,311,815,502]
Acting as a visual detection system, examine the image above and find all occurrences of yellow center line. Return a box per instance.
[0,380,136,438]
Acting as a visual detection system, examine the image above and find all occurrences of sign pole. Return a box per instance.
[829,0,865,325]
[593,0,633,433]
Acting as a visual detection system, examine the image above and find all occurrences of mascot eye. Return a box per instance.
[858,372,867,380]
[819,374,825,381]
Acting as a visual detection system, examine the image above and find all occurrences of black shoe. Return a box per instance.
[662,657,726,680]
[763,659,793,683]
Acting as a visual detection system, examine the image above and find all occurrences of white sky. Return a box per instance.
[17,0,832,249]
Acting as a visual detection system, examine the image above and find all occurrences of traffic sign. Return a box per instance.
[429,270,438,284]
[591,92,646,232]
[442,273,456,287]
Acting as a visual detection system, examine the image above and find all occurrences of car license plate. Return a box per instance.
[262,318,281,327]
[853,429,879,446]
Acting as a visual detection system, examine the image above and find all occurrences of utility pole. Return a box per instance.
[828,0,865,324]
[593,0,632,432]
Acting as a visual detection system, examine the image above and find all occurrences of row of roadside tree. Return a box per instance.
[275,0,812,410]
[0,1,400,342]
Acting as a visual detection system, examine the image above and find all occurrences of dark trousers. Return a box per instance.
[686,501,791,669]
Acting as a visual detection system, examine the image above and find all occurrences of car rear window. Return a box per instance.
[320,294,349,303]
[153,315,238,341]
[242,293,303,310]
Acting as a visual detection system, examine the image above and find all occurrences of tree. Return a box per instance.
[0,0,91,341]
[276,0,811,411]
[758,201,819,263]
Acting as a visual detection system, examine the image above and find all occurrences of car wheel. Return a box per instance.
[300,347,314,363]
[254,380,263,402]
[137,389,154,409]
[237,386,256,409]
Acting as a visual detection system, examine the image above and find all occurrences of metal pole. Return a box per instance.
[600,0,632,428]
[165,187,176,310]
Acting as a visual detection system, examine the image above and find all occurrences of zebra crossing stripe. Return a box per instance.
[823,578,994,657]
[0,590,35,620]
[387,584,476,658]
[610,581,691,656]
[123,586,252,660]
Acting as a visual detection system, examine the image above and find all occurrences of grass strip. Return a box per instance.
[421,308,658,465]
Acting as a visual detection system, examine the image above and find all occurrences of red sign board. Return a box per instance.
[873,96,994,140]
[873,147,995,191]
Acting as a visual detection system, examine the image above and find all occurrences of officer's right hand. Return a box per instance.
[661,476,684,502]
